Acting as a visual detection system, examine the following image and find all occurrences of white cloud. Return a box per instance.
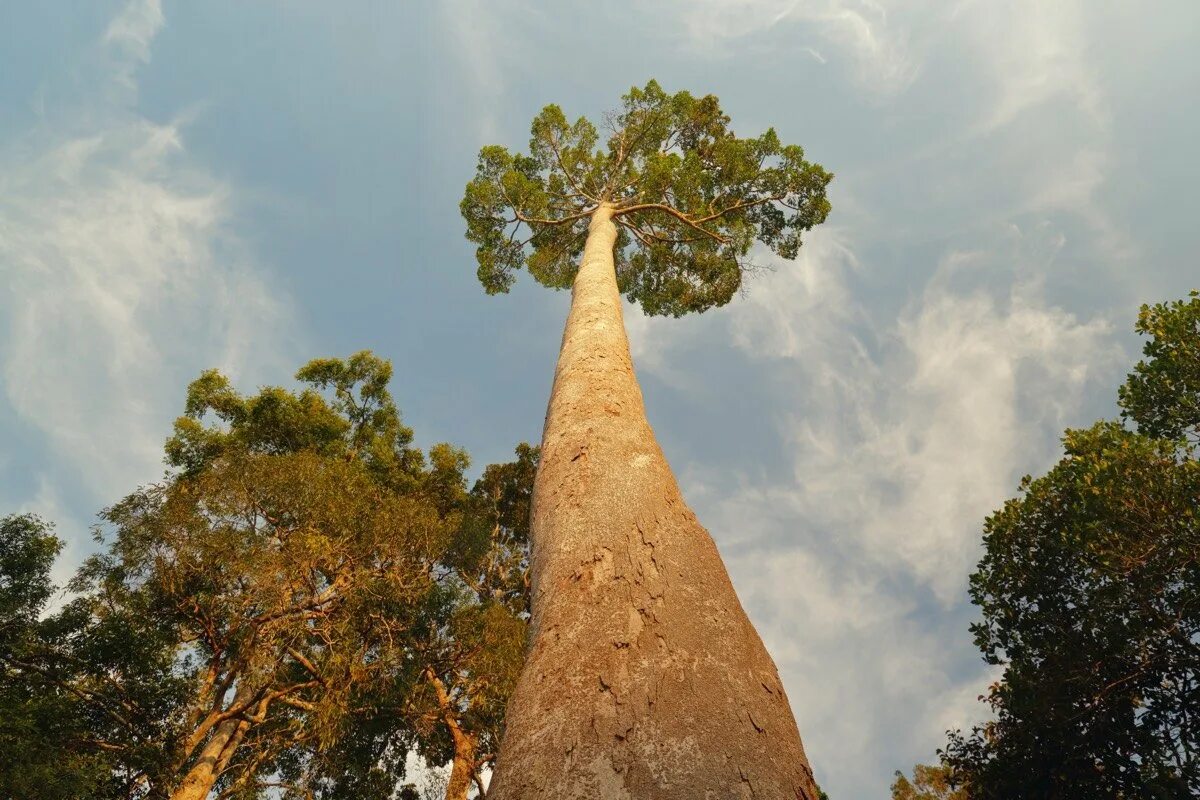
[0,1,296,510]
[625,220,1123,795]
[675,0,920,94]
[104,0,164,64]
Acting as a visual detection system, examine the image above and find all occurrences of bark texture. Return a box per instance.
[487,205,818,799]
[169,716,249,800]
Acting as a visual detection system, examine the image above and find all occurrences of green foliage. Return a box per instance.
[407,443,537,787]
[1119,290,1200,443]
[2,353,538,798]
[0,514,59,622]
[0,513,188,799]
[461,79,832,316]
[943,291,1200,799]
[166,350,424,490]
[0,515,106,800]
[890,764,969,800]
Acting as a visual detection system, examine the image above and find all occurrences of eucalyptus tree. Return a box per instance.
[8,353,533,800]
[462,80,832,798]
[158,354,540,800]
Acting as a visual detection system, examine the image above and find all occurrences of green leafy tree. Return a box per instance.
[0,515,111,799]
[461,81,831,799]
[462,78,831,317]
[943,292,1200,799]
[407,444,537,800]
[1118,290,1200,444]
[3,354,538,800]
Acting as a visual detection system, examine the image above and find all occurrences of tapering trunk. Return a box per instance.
[169,715,250,800]
[487,205,819,799]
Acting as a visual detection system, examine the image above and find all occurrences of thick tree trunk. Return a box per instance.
[487,205,819,799]
[169,716,250,800]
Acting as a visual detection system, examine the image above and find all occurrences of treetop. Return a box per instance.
[461,79,833,316]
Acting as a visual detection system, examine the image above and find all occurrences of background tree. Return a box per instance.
[890,764,968,800]
[0,514,111,799]
[1,512,187,800]
[462,80,831,798]
[406,444,537,800]
[942,291,1200,798]
[2,354,539,800]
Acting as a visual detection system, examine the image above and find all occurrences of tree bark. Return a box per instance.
[445,727,478,800]
[486,204,819,799]
[427,669,479,800]
[169,715,250,800]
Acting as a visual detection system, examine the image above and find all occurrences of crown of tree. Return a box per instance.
[461,79,833,317]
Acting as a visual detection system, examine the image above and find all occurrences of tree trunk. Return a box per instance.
[486,204,819,799]
[445,726,478,800]
[426,668,480,800]
[169,715,250,800]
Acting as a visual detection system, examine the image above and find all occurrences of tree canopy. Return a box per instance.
[0,353,537,800]
[461,79,833,316]
[942,292,1200,798]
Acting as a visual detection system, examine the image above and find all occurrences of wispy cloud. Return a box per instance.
[628,223,1122,794]
[1,0,296,518]
[672,0,925,95]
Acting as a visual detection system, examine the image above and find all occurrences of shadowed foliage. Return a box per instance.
[942,291,1200,799]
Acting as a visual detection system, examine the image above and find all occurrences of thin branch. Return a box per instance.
[512,207,595,228]
[548,132,599,204]
[613,203,729,244]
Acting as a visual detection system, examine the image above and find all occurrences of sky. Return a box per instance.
[1,1,1197,797]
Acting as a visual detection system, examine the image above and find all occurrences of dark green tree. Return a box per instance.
[943,292,1200,799]
[407,444,537,800]
[462,81,831,799]
[1118,291,1200,444]
[0,515,109,800]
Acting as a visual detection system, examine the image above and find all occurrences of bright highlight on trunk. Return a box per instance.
[462,80,832,798]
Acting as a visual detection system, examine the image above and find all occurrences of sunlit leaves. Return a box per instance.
[461,79,832,316]
[1120,290,1200,444]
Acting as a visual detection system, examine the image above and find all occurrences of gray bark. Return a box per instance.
[487,205,819,799]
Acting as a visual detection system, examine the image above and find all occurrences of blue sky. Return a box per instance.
[2,1,1197,797]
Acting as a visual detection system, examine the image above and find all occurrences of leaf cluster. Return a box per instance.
[461,79,832,316]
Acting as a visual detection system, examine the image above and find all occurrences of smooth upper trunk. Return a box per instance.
[486,205,819,798]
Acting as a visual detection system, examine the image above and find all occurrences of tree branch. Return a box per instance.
[613,203,729,244]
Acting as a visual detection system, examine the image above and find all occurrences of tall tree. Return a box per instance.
[462,80,832,798]
[942,292,1200,798]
